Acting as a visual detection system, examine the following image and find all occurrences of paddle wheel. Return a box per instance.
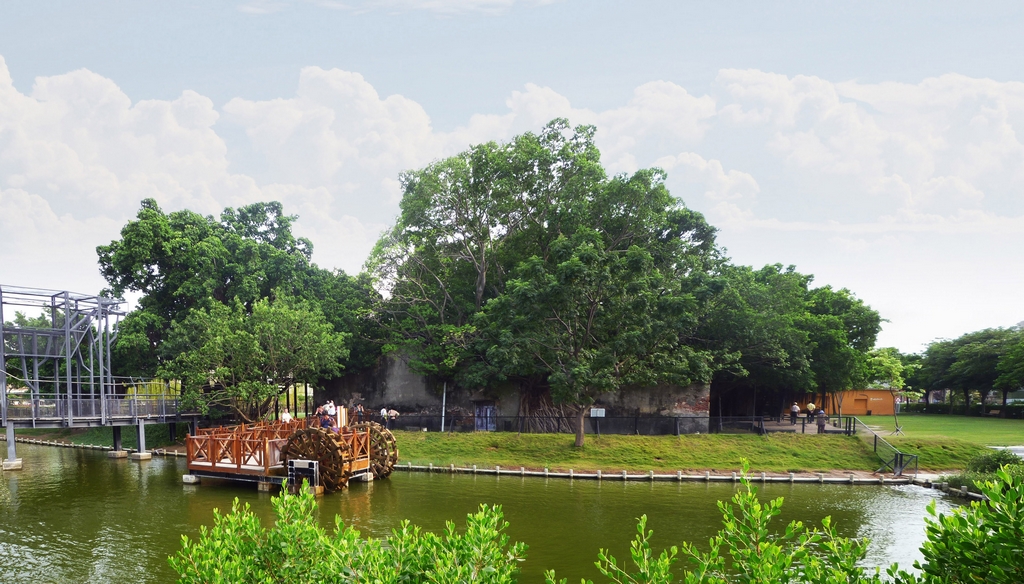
[351,422,398,479]
[281,428,354,491]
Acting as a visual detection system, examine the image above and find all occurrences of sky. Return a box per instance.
[0,0,1022,353]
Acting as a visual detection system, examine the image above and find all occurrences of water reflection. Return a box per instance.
[0,444,953,583]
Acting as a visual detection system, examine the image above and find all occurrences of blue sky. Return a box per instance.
[1,1,1022,352]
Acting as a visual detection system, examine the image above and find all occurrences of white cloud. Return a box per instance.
[656,152,759,201]
[0,188,120,292]
[712,69,1024,226]
[0,57,383,291]
[1,55,1023,350]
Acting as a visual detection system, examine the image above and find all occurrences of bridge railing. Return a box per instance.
[3,394,188,421]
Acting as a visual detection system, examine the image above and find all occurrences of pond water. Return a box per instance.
[0,443,954,583]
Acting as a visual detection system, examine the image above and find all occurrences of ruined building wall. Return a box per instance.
[316,354,710,432]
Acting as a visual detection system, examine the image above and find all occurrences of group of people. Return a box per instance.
[380,406,399,429]
[313,400,341,431]
[788,401,830,433]
[300,401,401,431]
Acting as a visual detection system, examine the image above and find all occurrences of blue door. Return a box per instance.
[475,404,496,431]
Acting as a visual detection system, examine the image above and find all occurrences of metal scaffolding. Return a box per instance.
[0,285,125,427]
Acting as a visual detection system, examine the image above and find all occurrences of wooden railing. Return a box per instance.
[344,427,371,473]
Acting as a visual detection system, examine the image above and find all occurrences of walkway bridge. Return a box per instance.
[1,285,199,469]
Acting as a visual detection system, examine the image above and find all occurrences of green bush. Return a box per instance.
[173,467,1024,583]
[965,449,1022,472]
[548,462,909,584]
[943,463,1024,493]
[942,449,1024,493]
[916,466,1024,583]
[554,465,1024,584]
[170,481,526,583]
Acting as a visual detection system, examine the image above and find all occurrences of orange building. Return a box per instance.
[824,389,895,416]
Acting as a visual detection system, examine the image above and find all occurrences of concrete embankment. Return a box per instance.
[395,461,962,488]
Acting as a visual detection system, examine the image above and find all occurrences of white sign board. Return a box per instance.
[590,408,606,418]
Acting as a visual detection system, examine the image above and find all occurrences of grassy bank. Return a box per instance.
[884,437,987,470]
[16,423,187,450]
[395,431,886,473]
[859,413,1024,446]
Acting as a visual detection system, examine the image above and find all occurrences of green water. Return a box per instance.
[0,443,953,583]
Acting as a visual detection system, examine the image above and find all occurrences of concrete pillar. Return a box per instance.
[6,424,15,460]
[130,421,151,460]
[3,424,22,470]
[136,420,146,453]
[109,425,127,458]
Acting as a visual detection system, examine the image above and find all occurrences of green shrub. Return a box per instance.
[945,463,1024,493]
[553,463,1024,583]
[169,481,526,583]
[965,448,1022,472]
[174,466,1024,583]
[942,449,1024,493]
[915,466,1024,583]
[547,462,909,584]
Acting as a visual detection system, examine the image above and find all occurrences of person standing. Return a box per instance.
[355,403,364,423]
[806,402,816,423]
[280,408,292,424]
[388,408,399,430]
[816,409,828,434]
[789,402,799,425]
[380,407,388,426]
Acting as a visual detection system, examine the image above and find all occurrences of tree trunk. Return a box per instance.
[979,389,991,413]
[574,405,587,448]
[962,388,971,415]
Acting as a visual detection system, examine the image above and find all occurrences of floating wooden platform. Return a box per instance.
[185,418,372,489]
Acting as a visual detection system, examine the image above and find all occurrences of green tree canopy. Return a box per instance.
[370,120,722,444]
[996,334,1024,397]
[696,264,881,416]
[368,119,610,385]
[917,327,1023,413]
[98,198,380,379]
[158,295,349,422]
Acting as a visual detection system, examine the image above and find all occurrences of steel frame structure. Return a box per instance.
[1,285,124,428]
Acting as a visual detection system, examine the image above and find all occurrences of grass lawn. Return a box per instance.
[395,431,884,474]
[857,413,1024,446]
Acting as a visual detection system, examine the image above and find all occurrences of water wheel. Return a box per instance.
[282,428,353,491]
[352,422,399,479]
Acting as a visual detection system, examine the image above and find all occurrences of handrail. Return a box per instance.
[851,417,918,477]
[3,395,193,420]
